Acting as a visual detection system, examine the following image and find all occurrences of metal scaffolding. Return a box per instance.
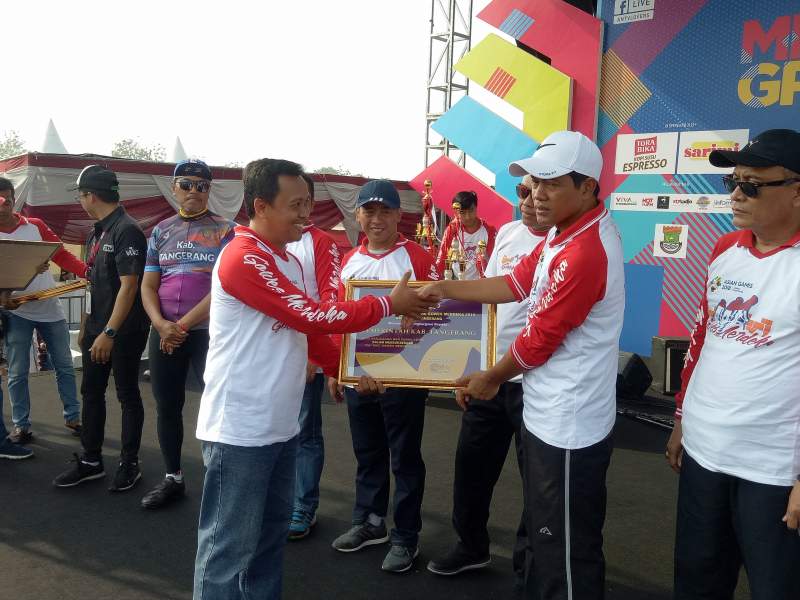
[424,0,473,168]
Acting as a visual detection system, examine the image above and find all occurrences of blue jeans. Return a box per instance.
[293,373,325,514]
[0,375,7,438]
[3,313,80,428]
[194,437,297,600]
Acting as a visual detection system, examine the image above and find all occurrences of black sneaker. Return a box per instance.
[382,544,419,573]
[140,477,185,509]
[332,521,390,552]
[427,543,491,576]
[9,426,32,445]
[109,460,142,492]
[0,437,34,460]
[53,453,105,487]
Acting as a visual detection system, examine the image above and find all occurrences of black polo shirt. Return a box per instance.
[85,205,150,336]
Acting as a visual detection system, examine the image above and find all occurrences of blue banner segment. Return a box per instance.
[621,263,665,356]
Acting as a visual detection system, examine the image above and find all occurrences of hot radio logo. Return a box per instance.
[739,14,800,107]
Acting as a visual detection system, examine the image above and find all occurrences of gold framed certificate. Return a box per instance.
[0,239,60,290]
[339,280,496,389]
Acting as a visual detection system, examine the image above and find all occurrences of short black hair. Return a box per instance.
[0,177,15,198]
[242,158,304,218]
[454,190,478,210]
[567,171,600,198]
[302,173,315,201]
[89,189,120,203]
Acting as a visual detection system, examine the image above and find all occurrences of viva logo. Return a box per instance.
[707,294,775,348]
[739,14,800,108]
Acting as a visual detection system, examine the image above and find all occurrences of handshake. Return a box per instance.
[386,271,445,323]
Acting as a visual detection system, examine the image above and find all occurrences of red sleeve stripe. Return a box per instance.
[505,272,527,301]
[510,340,535,370]
[378,296,391,316]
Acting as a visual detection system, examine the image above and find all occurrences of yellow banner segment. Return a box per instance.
[455,33,572,141]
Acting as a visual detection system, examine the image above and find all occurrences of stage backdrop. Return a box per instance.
[598,0,799,354]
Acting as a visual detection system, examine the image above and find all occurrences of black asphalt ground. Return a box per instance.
[0,371,748,599]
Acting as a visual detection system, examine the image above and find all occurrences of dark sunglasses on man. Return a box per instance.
[176,178,211,193]
[516,183,531,200]
[722,175,800,198]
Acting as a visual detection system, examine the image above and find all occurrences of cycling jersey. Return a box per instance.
[145,211,235,329]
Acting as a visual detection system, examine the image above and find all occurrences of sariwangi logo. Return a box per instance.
[683,140,741,160]
[738,14,800,108]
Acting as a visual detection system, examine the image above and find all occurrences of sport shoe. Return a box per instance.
[141,477,185,509]
[382,544,420,573]
[0,437,34,460]
[8,426,32,445]
[288,509,317,540]
[332,521,390,552]
[65,420,82,437]
[53,453,105,487]
[427,543,491,576]
[109,460,142,492]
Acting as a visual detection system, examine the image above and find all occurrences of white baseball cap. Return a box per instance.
[508,130,603,181]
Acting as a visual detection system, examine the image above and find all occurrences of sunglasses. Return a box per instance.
[516,183,531,200]
[176,178,211,193]
[722,175,800,198]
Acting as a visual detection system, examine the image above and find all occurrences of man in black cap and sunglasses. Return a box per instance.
[53,165,150,492]
[666,129,800,600]
[140,159,236,509]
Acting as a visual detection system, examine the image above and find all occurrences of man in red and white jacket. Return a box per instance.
[285,173,342,540]
[329,179,438,574]
[427,176,550,585]
[0,177,86,444]
[666,129,800,600]
[435,190,496,280]
[418,131,624,600]
[192,161,434,600]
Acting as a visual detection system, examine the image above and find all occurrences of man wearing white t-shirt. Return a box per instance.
[435,190,497,280]
[427,176,548,592]
[666,129,800,600]
[330,179,439,574]
[418,131,624,600]
[192,162,435,600]
[286,173,342,540]
[0,177,87,444]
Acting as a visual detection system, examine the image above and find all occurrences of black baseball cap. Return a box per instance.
[356,179,401,209]
[67,165,120,192]
[709,129,800,173]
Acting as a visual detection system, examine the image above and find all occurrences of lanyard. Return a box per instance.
[86,231,106,269]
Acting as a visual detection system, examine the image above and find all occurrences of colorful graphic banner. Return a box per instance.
[600,0,800,348]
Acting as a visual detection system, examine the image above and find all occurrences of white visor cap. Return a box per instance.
[509,130,602,181]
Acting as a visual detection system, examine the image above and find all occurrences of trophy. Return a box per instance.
[415,179,439,255]
[475,239,487,278]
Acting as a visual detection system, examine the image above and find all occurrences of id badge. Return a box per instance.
[85,289,92,315]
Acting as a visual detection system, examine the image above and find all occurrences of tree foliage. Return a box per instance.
[314,165,365,177]
[0,130,28,159]
[111,138,166,162]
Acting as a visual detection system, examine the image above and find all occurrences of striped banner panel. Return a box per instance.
[499,9,534,39]
[485,67,517,99]
[630,212,724,330]
[599,50,652,128]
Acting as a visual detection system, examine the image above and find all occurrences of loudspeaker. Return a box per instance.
[616,352,653,401]
[650,337,690,395]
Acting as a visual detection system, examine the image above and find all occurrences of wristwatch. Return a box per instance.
[103,326,117,339]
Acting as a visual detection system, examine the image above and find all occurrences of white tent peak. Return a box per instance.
[171,136,188,162]
[41,119,68,154]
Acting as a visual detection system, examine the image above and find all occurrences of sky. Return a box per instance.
[1,0,516,182]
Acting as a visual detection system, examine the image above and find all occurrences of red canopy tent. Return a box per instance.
[0,153,423,252]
